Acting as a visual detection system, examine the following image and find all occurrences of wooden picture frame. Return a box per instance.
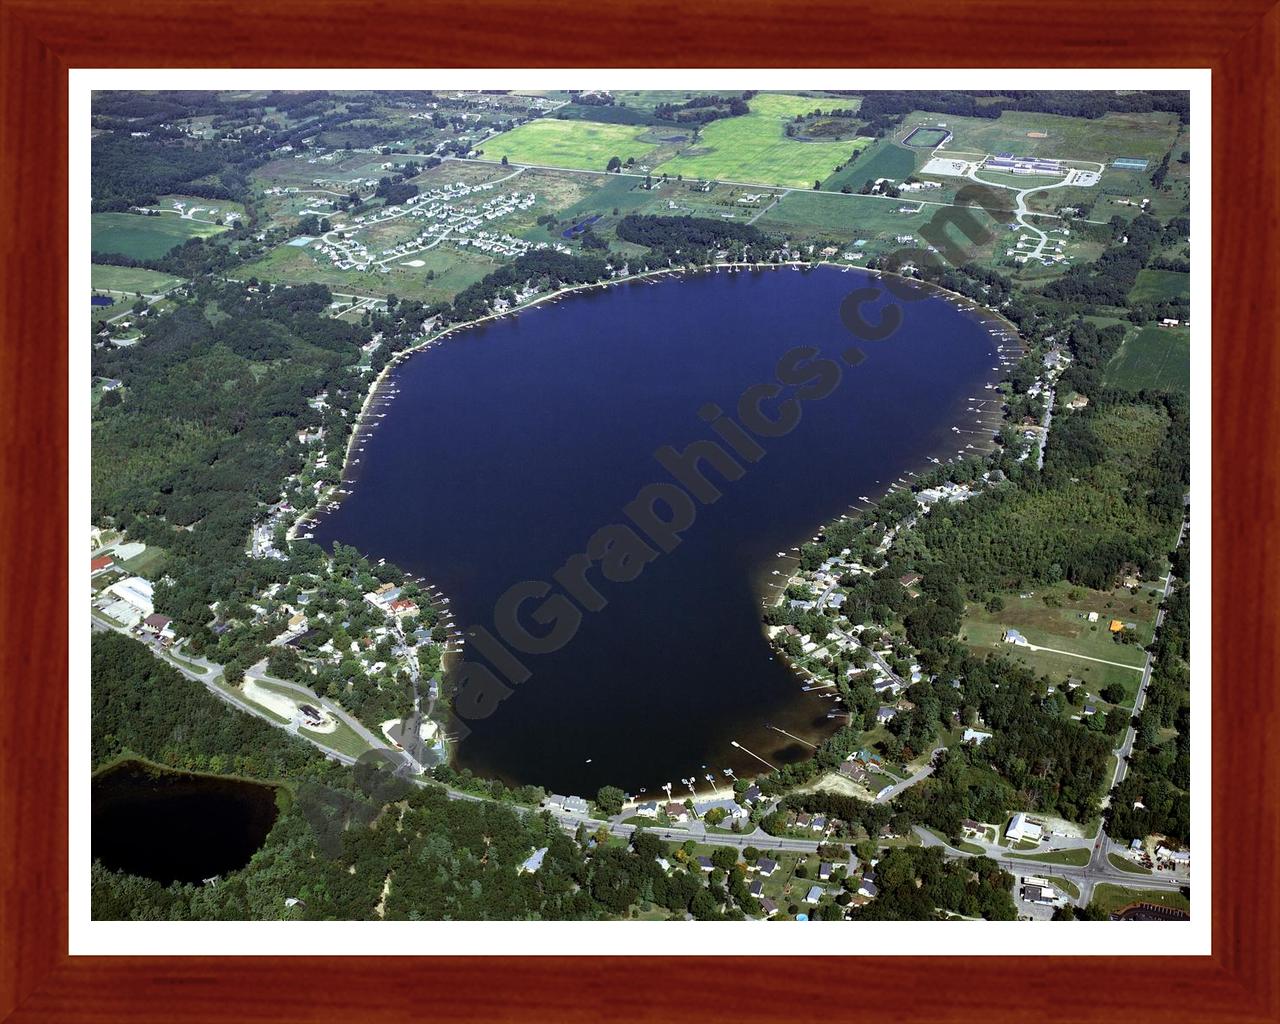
[2,2,1275,1019]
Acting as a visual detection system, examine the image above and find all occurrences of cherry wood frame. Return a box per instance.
[2,1,1276,1020]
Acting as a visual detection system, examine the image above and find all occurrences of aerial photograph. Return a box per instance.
[88,87,1192,924]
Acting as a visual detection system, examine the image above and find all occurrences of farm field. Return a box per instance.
[823,138,917,192]
[1105,325,1191,393]
[91,212,227,260]
[655,94,870,188]
[920,109,1181,164]
[480,119,661,172]
[91,264,185,295]
[1128,268,1190,303]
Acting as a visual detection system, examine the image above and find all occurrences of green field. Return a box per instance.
[961,581,1156,700]
[1105,324,1191,393]
[903,126,951,148]
[1128,268,1190,303]
[655,94,871,188]
[481,119,661,172]
[925,109,1181,164]
[1090,884,1189,918]
[1009,847,1092,867]
[1108,853,1153,874]
[91,212,227,260]
[824,139,917,192]
[91,264,184,295]
[1048,876,1081,900]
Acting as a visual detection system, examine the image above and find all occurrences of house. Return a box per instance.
[818,862,832,881]
[876,706,898,723]
[141,613,175,641]
[1006,812,1043,844]
[90,555,114,574]
[1109,619,1125,632]
[695,797,748,820]
[518,847,548,874]
[838,760,868,783]
[1020,882,1056,904]
[665,802,689,823]
[563,796,590,815]
[757,857,779,877]
[899,572,923,588]
[857,877,878,898]
[1087,611,1099,622]
[696,856,715,873]
[760,897,780,918]
[748,879,763,897]
[962,728,993,745]
[795,813,812,829]
[634,801,659,819]
[1003,627,1029,646]
[744,785,762,803]
[804,885,823,904]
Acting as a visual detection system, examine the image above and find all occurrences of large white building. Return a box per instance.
[107,576,154,618]
[1006,812,1043,844]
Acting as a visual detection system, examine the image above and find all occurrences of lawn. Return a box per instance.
[655,94,872,188]
[1105,324,1191,393]
[1009,847,1092,867]
[1048,876,1081,900]
[118,545,167,579]
[91,264,185,295]
[91,212,228,260]
[1128,268,1190,304]
[480,119,661,172]
[1090,884,1190,918]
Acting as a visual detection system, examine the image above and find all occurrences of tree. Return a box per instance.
[595,785,625,816]
[703,806,728,827]
[606,156,622,172]
[500,155,509,166]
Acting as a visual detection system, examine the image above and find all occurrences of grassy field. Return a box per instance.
[823,139,917,192]
[480,119,661,172]
[960,581,1156,699]
[655,94,871,188]
[903,126,951,148]
[1108,853,1153,875]
[118,545,167,579]
[91,212,227,260]
[238,240,498,307]
[91,264,185,295]
[1009,847,1092,867]
[925,109,1181,164]
[1105,325,1191,393]
[1090,884,1190,918]
[1128,268,1190,303]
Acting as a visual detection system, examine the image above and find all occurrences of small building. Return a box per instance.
[804,885,823,904]
[818,862,832,881]
[748,879,763,897]
[757,857,779,877]
[963,728,993,745]
[1002,627,1029,647]
[760,897,779,918]
[876,706,898,723]
[141,613,175,641]
[1109,619,1125,632]
[899,572,923,588]
[90,555,114,574]
[696,856,715,873]
[665,802,689,823]
[857,877,879,898]
[634,801,659,819]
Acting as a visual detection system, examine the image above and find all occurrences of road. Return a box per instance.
[1108,517,1189,794]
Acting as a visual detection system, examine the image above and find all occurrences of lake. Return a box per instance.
[92,760,283,885]
[310,265,1004,797]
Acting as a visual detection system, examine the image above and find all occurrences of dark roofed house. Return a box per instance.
[758,857,779,876]
[760,897,779,917]
[696,856,715,873]
[141,613,174,640]
[899,572,923,588]
[748,879,763,897]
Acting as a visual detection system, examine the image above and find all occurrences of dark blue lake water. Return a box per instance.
[311,266,1002,796]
